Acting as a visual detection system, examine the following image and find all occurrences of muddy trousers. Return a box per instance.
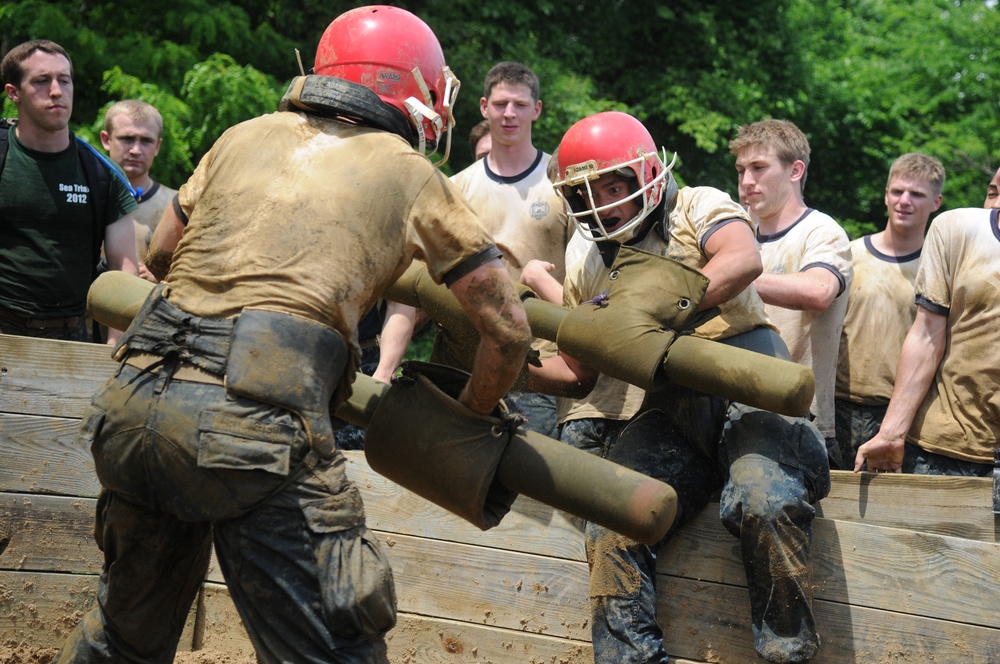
[560,331,830,664]
[55,363,396,664]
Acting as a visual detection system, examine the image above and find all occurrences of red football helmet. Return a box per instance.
[555,111,675,242]
[314,5,460,164]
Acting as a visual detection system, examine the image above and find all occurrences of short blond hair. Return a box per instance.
[887,152,945,197]
[730,118,811,189]
[104,99,164,137]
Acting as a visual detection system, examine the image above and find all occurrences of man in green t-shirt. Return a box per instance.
[0,39,138,343]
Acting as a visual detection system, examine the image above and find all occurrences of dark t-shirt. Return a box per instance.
[0,131,137,317]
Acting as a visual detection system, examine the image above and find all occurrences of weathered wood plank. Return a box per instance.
[7,463,999,632]
[0,493,99,574]
[382,532,591,641]
[0,336,115,419]
[0,414,100,497]
[0,570,199,651]
[195,583,256,657]
[819,470,996,542]
[659,508,1000,629]
[387,613,594,664]
[660,575,1000,664]
[0,570,96,648]
[199,584,603,664]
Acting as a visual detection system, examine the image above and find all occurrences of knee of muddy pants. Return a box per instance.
[719,404,831,506]
[719,452,815,540]
[719,455,820,664]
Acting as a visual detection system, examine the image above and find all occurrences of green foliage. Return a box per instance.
[404,323,438,363]
[180,53,283,159]
[1,0,997,226]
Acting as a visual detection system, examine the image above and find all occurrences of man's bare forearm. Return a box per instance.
[451,260,531,414]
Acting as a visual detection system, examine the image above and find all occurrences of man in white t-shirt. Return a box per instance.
[101,99,178,272]
[854,166,1000,476]
[730,119,853,468]
[445,61,571,437]
[834,153,944,463]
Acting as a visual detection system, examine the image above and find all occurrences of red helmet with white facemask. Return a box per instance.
[314,5,460,164]
[555,111,675,242]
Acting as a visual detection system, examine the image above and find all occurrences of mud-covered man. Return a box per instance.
[834,153,944,463]
[56,6,530,663]
[524,112,830,663]
[854,166,1000,476]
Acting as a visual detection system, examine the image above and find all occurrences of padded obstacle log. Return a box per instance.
[87,271,678,544]
[385,261,814,417]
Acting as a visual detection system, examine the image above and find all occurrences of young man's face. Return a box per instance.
[985,166,1000,210]
[5,50,73,132]
[100,114,162,181]
[734,146,800,222]
[480,82,541,148]
[884,175,941,235]
[574,171,641,238]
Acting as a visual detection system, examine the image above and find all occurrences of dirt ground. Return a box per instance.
[0,642,255,663]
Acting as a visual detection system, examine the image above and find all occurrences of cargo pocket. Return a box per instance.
[191,405,309,516]
[304,487,397,642]
[197,407,303,476]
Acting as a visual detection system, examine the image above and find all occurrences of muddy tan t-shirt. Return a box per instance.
[836,235,921,405]
[166,111,496,351]
[908,208,1000,463]
[758,209,852,437]
[450,150,570,361]
[560,186,771,424]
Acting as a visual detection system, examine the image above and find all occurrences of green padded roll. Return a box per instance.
[87,271,155,332]
[662,335,815,417]
[497,428,678,545]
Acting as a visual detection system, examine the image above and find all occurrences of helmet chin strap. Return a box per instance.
[404,66,459,167]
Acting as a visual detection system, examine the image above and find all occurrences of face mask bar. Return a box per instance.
[557,148,676,242]
[404,65,461,167]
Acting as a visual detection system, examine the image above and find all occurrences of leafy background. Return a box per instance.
[3,0,998,239]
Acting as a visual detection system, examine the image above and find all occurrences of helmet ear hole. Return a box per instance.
[563,188,588,216]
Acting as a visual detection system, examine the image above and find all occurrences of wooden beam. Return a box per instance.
[0,415,100,496]
[820,470,996,542]
[659,508,1000,628]
[0,570,199,652]
[659,575,1000,663]
[0,493,99,574]
[379,532,590,641]
[0,336,115,419]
